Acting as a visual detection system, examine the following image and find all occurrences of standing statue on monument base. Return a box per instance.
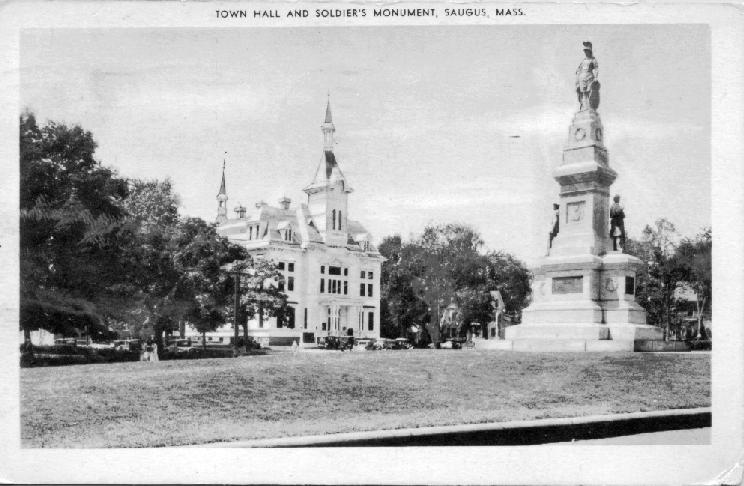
[576,41,600,111]
[548,203,560,253]
[609,194,626,251]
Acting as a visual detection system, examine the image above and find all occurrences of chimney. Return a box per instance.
[279,196,291,210]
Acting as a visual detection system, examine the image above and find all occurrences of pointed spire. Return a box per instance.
[216,153,228,224]
[322,95,336,151]
[218,157,227,196]
[325,92,333,123]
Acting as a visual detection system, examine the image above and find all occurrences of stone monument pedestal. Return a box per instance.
[505,250,663,352]
[497,53,665,351]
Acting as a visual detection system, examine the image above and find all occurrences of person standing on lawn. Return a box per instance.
[143,337,158,362]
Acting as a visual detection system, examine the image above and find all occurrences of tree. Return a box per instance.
[20,113,248,349]
[230,258,289,349]
[20,113,130,340]
[625,218,714,340]
[172,217,248,349]
[379,224,531,344]
[119,183,246,350]
[675,228,711,338]
[379,235,428,338]
[485,251,532,315]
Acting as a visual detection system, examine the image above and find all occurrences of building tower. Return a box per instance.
[303,97,353,247]
[216,159,228,224]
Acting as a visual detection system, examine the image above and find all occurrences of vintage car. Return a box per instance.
[353,338,375,351]
[165,338,194,353]
[393,338,413,349]
[373,338,395,350]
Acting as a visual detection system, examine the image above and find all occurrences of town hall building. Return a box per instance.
[202,100,383,347]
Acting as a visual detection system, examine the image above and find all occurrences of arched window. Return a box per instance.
[331,209,336,230]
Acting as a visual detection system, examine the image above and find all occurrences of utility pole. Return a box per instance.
[233,271,240,357]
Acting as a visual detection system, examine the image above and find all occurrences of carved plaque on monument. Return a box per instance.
[566,200,585,223]
[552,276,583,294]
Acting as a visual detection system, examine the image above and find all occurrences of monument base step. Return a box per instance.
[505,323,610,340]
[509,339,635,352]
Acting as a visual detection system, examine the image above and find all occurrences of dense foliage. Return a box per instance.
[19,114,265,345]
[626,219,711,339]
[379,224,531,343]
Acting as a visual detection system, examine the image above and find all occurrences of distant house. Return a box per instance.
[18,328,55,346]
[440,303,461,340]
[673,282,711,339]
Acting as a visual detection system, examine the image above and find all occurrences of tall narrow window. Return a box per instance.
[320,279,325,293]
[304,308,308,329]
[332,209,336,230]
[344,282,348,295]
[338,210,342,230]
[368,312,374,331]
[360,283,366,297]
[288,276,294,291]
[367,284,373,297]
[287,308,295,329]
[288,263,294,272]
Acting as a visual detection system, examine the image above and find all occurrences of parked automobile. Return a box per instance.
[393,338,413,349]
[373,338,395,350]
[353,338,375,351]
[166,338,194,353]
[55,338,77,346]
[440,339,462,349]
[112,339,141,352]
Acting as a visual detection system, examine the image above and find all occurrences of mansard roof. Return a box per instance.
[217,202,378,254]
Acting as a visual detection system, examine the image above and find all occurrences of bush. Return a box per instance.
[686,339,712,351]
[20,346,140,368]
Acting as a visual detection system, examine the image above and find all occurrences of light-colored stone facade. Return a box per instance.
[198,101,383,347]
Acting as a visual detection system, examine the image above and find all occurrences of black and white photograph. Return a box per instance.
[0,2,742,484]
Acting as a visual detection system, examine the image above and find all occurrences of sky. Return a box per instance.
[20,25,710,265]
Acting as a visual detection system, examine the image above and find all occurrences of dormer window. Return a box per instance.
[277,221,294,242]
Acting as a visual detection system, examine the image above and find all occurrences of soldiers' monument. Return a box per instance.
[503,42,664,351]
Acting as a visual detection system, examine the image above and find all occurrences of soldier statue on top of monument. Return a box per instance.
[576,41,600,111]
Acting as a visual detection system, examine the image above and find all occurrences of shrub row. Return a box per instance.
[20,345,266,367]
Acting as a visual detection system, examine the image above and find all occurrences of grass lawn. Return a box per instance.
[20,350,710,448]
